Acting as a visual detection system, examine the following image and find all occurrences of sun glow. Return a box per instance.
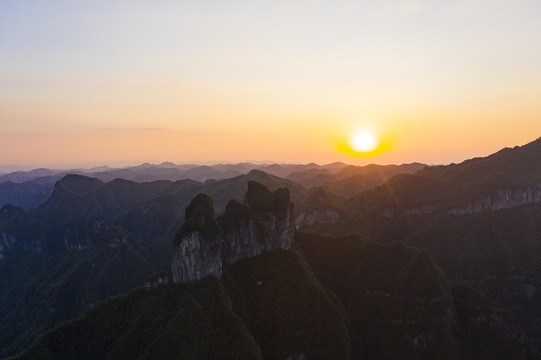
[350,131,379,152]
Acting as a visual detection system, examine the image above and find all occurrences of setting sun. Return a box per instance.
[350,131,379,153]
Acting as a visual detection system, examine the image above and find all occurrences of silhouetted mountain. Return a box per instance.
[418,138,541,187]
[0,168,61,183]
[297,138,541,352]
[332,139,541,219]
[0,162,320,210]
[3,138,541,359]
[287,162,426,197]
[296,232,539,359]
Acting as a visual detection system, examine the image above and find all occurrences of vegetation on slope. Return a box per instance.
[0,242,158,358]
[224,249,352,360]
[295,231,458,360]
[173,193,220,246]
[12,278,263,360]
[12,249,353,360]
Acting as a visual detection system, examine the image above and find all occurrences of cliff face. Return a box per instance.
[298,187,340,226]
[220,201,294,264]
[219,200,264,264]
[380,185,541,218]
[172,231,222,283]
[172,181,294,283]
[448,185,541,215]
[302,208,340,225]
[172,193,222,283]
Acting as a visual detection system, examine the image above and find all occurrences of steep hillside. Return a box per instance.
[12,278,263,360]
[296,139,541,352]
[418,138,541,187]
[295,232,540,359]
[0,176,305,357]
[0,239,158,358]
[12,249,353,360]
[335,139,541,219]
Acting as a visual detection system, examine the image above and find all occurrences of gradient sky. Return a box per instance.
[1,0,540,168]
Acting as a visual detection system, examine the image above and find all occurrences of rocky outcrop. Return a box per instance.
[448,185,541,215]
[383,205,439,218]
[172,181,294,283]
[172,193,222,283]
[298,187,340,226]
[219,181,294,264]
[302,209,340,225]
[219,200,264,263]
[380,185,541,218]
[172,231,222,283]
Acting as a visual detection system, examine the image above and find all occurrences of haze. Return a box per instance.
[1,0,540,168]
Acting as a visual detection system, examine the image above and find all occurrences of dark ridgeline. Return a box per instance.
[2,137,541,359]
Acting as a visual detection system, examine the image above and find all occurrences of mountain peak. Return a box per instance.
[174,193,220,246]
[55,174,103,195]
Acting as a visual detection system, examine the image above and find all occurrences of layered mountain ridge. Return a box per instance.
[2,137,541,359]
[12,183,540,359]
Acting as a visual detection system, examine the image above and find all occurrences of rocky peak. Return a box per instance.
[54,174,104,195]
[173,193,220,247]
[172,182,295,283]
[171,194,222,283]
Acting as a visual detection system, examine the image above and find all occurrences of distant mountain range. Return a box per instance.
[0,161,425,210]
[1,137,541,359]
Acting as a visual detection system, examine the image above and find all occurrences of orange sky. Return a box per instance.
[1,1,540,168]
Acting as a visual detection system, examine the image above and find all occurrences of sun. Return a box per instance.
[349,131,379,152]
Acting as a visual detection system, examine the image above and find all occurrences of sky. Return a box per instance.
[1,0,540,169]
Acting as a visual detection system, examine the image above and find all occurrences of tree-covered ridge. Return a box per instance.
[12,249,353,360]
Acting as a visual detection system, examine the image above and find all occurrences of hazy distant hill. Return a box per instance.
[0,162,336,210]
[0,160,424,210]
[0,177,59,210]
[286,162,426,197]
